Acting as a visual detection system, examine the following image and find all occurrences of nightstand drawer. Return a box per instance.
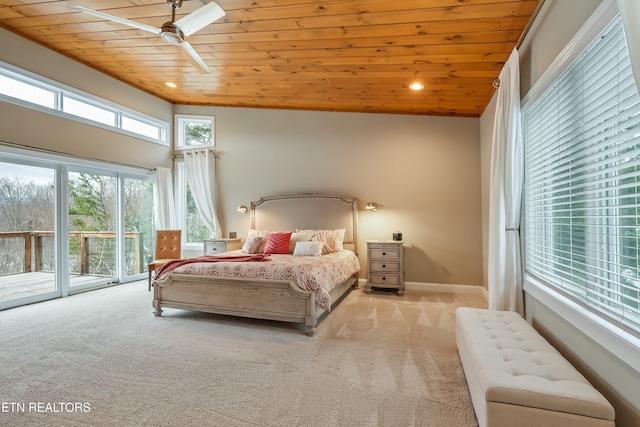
[369,246,400,260]
[203,238,242,255]
[370,273,400,285]
[204,242,227,255]
[369,260,400,272]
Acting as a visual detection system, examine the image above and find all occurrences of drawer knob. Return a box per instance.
[382,276,386,281]
[382,252,386,256]
[382,264,386,268]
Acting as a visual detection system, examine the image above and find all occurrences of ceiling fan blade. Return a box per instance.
[174,2,225,37]
[178,42,211,74]
[76,5,161,35]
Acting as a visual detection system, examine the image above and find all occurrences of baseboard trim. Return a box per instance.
[358,278,485,295]
[406,281,485,294]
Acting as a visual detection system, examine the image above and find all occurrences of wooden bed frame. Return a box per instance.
[152,192,359,336]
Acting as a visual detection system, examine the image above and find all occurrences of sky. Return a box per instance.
[0,161,55,185]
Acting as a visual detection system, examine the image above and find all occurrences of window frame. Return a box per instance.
[521,0,640,371]
[0,61,169,145]
[174,114,215,150]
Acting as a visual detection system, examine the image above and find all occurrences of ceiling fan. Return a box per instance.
[76,0,225,74]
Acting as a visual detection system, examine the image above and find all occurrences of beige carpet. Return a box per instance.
[0,281,486,426]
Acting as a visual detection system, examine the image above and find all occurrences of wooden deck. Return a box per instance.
[0,272,107,302]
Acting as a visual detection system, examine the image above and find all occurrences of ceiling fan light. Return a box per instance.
[160,23,183,45]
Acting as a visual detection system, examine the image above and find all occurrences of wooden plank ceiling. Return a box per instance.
[0,0,541,117]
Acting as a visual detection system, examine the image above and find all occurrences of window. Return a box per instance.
[175,161,211,246]
[174,114,216,245]
[63,95,116,127]
[0,74,55,108]
[0,61,168,145]
[523,15,640,334]
[175,115,214,150]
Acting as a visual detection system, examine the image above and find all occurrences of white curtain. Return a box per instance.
[617,0,640,92]
[152,167,177,230]
[184,149,222,238]
[488,48,524,314]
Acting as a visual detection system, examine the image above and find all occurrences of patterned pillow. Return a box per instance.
[311,233,332,255]
[308,228,346,254]
[324,228,346,252]
[263,231,292,255]
[293,241,324,256]
[288,231,314,253]
[242,236,264,254]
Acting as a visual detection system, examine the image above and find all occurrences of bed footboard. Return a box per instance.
[153,272,358,336]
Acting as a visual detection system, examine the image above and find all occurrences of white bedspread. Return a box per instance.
[170,250,361,310]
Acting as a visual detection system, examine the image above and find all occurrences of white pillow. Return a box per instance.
[293,241,324,257]
[288,231,313,253]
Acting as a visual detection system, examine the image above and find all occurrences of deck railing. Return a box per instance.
[0,231,144,276]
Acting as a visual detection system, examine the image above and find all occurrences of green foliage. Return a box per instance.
[68,173,115,232]
[185,122,212,146]
[185,184,211,242]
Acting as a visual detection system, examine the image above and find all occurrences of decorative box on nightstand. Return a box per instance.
[203,238,242,255]
[366,240,405,296]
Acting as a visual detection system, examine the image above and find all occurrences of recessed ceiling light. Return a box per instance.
[409,83,424,91]
[165,82,178,88]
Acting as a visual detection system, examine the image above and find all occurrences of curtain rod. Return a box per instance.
[173,147,218,159]
[516,0,546,50]
[493,0,546,88]
[0,140,155,172]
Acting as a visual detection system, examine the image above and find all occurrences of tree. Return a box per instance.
[0,176,55,275]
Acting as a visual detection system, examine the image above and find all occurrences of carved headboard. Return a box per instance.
[250,192,358,253]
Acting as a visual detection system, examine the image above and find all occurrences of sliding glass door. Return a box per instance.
[67,170,118,291]
[0,150,153,309]
[123,177,153,278]
[0,160,58,306]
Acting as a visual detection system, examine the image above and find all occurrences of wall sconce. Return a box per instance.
[365,202,382,212]
[237,205,247,214]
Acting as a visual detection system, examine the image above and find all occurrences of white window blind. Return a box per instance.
[523,15,640,334]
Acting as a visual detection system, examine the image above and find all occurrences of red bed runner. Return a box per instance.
[154,253,270,283]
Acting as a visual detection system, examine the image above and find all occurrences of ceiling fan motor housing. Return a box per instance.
[160,23,184,45]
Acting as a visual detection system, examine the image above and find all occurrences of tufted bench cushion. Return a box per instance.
[456,307,615,427]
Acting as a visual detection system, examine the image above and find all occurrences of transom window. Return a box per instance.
[0,61,168,145]
[175,115,214,150]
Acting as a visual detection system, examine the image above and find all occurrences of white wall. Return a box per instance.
[480,1,640,425]
[177,105,483,285]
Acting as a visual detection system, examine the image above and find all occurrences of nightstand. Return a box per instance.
[203,238,242,255]
[366,240,405,296]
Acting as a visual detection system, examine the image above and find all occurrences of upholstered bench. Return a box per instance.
[455,307,615,427]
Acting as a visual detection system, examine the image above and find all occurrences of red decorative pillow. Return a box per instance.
[263,232,292,254]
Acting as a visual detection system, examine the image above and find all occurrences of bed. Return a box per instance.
[152,192,361,336]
